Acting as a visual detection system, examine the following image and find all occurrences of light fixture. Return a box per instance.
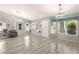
[55,4,64,19]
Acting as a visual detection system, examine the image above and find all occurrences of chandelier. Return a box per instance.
[55,4,64,19]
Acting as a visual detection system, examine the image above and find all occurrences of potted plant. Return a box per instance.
[67,20,76,35]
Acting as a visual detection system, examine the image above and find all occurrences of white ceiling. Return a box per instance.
[0,4,79,20]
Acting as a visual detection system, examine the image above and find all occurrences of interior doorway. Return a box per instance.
[16,20,24,36]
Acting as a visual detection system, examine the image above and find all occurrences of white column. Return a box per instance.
[41,19,49,38]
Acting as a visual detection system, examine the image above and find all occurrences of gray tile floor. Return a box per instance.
[0,32,79,54]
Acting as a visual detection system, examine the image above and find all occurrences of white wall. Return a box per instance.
[41,19,49,37]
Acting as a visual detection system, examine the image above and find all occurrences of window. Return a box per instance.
[0,22,6,32]
[0,23,2,26]
[25,24,29,31]
[58,21,65,33]
[0,23,2,32]
[18,24,22,30]
[50,22,57,33]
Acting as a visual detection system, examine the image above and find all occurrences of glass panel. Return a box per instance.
[50,22,56,33]
[0,23,2,26]
[18,24,22,30]
[59,21,65,32]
